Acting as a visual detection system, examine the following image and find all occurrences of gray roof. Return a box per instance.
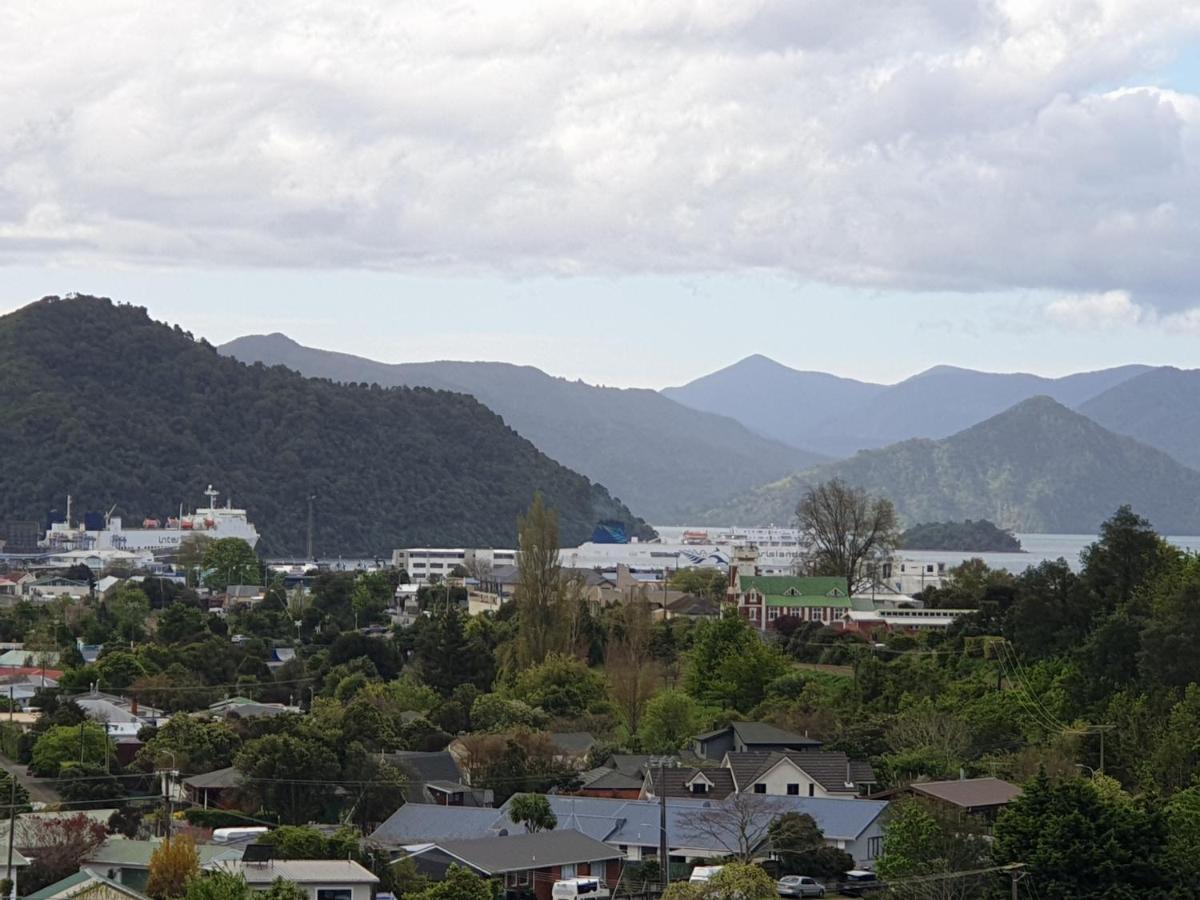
[29,871,145,900]
[647,767,736,799]
[579,767,645,791]
[732,722,824,748]
[665,594,720,616]
[87,839,243,868]
[725,751,876,793]
[550,732,596,755]
[183,766,243,790]
[909,777,1022,809]
[384,751,463,784]
[433,829,622,874]
[212,860,378,885]
[369,804,511,847]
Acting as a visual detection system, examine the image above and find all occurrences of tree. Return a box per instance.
[20,813,109,895]
[408,865,499,900]
[876,799,989,900]
[662,864,777,900]
[147,835,200,900]
[202,538,261,593]
[31,723,112,777]
[681,794,775,863]
[796,479,898,596]
[508,653,606,718]
[639,689,708,753]
[684,612,787,711]
[184,872,308,900]
[669,568,728,603]
[1080,506,1178,613]
[510,493,573,668]
[471,693,549,732]
[235,733,341,824]
[157,602,209,644]
[769,813,852,878]
[508,794,558,833]
[992,770,1168,899]
[608,595,659,737]
[413,605,493,695]
[139,715,241,775]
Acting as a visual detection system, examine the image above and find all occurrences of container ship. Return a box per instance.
[41,486,260,553]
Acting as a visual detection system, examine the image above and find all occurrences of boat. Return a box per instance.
[41,486,260,553]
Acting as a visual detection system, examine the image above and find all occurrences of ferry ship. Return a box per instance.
[41,486,260,553]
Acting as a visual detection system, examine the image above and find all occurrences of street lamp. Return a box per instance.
[1074,764,1097,779]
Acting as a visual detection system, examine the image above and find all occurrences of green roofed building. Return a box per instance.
[734,575,852,631]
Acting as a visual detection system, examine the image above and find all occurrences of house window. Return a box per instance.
[808,784,815,797]
[868,837,883,859]
[317,891,352,900]
[754,784,766,794]
[787,784,799,795]
[691,783,708,795]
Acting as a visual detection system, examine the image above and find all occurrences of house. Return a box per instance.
[183,767,244,809]
[694,722,823,760]
[205,697,298,720]
[26,576,93,601]
[573,766,645,800]
[641,767,737,801]
[207,860,378,900]
[368,803,511,848]
[883,777,1022,823]
[724,751,877,799]
[664,593,721,620]
[841,606,973,633]
[85,839,244,891]
[384,751,492,807]
[734,575,854,632]
[0,573,36,598]
[404,830,624,900]
[223,585,266,606]
[550,733,597,768]
[0,845,31,897]
[27,871,147,900]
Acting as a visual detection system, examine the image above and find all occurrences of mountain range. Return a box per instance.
[0,297,650,556]
[703,396,1200,534]
[664,355,1155,458]
[220,334,826,522]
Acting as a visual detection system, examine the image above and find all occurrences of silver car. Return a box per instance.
[777,875,825,898]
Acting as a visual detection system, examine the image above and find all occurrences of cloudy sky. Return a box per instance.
[2,1,1198,387]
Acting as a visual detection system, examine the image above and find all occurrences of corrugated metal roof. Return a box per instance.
[369,804,509,847]
[909,777,1022,809]
[213,860,378,885]
[433,830,622,874]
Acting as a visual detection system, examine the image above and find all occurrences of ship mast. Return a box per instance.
[204,485,220,509]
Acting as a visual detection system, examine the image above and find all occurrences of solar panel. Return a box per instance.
[242,844,275,864]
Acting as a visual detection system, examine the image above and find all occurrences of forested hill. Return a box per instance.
[704,396,1200,534]
[220,334,827,523]
[0,296,651,556]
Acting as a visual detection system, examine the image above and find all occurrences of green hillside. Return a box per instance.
[220,335,827,522]
[0,296,651,556]
[704,396,1200,534]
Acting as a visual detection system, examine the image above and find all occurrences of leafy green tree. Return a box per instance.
[685,612,787,711]
[202,538,261,593]
[508,653,605,718]
[138,715,241,776]
[510,493,574,669]
[408,865,498,900]
[769,813,853,878]
[105,584,152,642]
[31,723,112,777]
[470,694,549,732]
[157,602,210,644]
[1139,556,1200,689]
[668,568,728,602]
[993,770,1168,899]
[96,649,149,690]
[876,799,989,900]
[508,794,557,833]
[639,689,708,753]
[235,733,340,824]
[662,864,776,900]
[413,605,494,695]
[1081,506,1178,613]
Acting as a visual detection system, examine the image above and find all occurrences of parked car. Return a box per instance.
[839,870,885,897]
[551,878,608,899]
[777,875,825,897]
[689,866,725,884]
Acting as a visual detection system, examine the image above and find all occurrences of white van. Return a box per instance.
[551,878,608,899]
[689,866,725,884]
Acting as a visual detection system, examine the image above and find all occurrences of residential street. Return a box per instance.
[0,753,61,806]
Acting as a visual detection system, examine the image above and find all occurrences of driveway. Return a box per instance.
[0,753,62,806]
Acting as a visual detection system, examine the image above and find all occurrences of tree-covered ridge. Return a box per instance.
[220,333,828,522]
[705,395,1200,533]
[0,296,651,555]
[898,519,1022,552]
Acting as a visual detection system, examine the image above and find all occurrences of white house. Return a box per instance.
[209,860,379,900]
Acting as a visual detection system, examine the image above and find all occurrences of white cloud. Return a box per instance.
[1,1,1199,308]
[1044,290,1146,330]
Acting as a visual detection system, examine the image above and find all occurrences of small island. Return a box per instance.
[897,519,1023,552]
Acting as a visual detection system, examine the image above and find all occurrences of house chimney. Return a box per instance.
[131,696,139,716]
[959,768,966,781]
[846,760,852,786]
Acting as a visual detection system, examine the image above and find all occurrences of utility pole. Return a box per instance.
[658,763,669,890]
[5,767,16,900]
[1008,864,1025,900]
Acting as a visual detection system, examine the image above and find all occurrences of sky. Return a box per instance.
[2,2,1199,388]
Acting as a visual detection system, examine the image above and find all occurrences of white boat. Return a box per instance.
[41,486,260,553]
